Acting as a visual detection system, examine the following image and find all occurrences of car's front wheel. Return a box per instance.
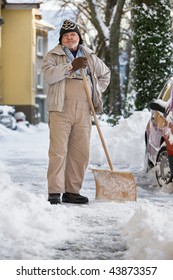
[155,144,171,187]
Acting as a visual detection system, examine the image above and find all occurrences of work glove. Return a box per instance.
[72,57,87,71]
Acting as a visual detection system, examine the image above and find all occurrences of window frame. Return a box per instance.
[37,36,44,57]
[37,70,43,89]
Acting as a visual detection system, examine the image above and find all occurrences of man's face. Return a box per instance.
[61,32,80,51]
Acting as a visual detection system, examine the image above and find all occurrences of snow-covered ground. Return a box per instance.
[0,110,173,262]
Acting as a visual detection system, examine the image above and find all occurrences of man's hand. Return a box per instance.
[72,57,87,71]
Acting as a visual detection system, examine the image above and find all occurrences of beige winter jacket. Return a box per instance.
[41,44,110,113]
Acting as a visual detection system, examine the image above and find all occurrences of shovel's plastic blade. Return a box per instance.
[92,168,137,201]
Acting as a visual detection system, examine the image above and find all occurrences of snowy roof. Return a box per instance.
[5,0,42,3]
[35,18,55,31]
[3,0,42,9]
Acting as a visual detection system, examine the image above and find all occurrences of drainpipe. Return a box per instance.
[0,17,4,25]
[0,16,4,103]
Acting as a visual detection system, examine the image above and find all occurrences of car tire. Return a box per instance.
[155,144,171,187]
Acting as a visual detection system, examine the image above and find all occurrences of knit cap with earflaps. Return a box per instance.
[59,20,83,45]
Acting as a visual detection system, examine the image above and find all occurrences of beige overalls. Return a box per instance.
[47,77,92,194]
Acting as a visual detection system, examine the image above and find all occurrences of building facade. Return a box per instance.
[35,10,55,123]
[0,1,54,124]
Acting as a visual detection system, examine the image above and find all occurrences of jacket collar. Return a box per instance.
[50,44,94,56]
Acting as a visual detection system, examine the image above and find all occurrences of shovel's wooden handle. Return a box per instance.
[81,69,114,171]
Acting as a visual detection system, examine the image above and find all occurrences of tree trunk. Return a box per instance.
[108,0,126,116]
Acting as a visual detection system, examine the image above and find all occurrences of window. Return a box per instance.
[37,70,43,89]
[37,36,43,56]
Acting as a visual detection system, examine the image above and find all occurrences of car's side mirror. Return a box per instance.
[149,101,166,114]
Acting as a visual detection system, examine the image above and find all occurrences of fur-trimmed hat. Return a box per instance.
[59,20,83,44]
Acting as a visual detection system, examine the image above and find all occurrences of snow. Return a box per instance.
[0,104,15,114]
[92,0,109,41]
[0,109,173,263]
[6,0,41,3]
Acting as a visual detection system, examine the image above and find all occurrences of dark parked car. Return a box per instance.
[145,76,173,188]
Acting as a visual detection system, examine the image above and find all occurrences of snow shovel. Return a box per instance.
[81,69,137,201]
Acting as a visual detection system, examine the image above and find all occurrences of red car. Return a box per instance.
[145,76,173,187]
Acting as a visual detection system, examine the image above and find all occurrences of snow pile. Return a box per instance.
[0,123,14,137]
[0,169,81,259]
[123,201,173,260]
[90,110,151,171]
